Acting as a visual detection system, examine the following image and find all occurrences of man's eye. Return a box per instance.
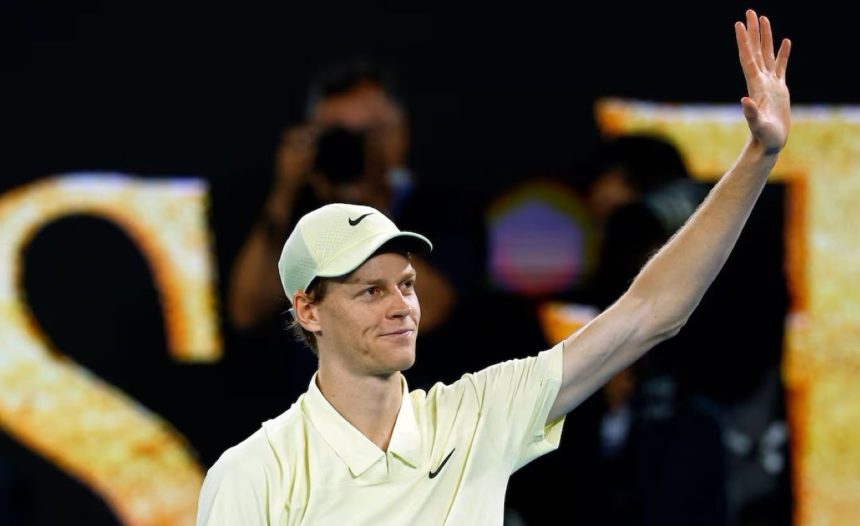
[364,287,378,296]
[402,280,415,290]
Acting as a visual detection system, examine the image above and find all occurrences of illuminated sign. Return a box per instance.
[0,175,221,525]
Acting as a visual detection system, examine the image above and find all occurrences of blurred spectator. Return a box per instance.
[574,134,707,306]
[227,59,456,334]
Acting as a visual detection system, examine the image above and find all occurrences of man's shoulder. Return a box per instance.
[209,397,307,478]
[417,346,563,405]
[261,396,307,438]
[197,402,308,525]
[412,367,499,413]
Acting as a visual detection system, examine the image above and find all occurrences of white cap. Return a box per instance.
[278,203,432,302]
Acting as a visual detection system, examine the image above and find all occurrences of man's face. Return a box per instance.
[313,252,420,377]
[312,81,408,172]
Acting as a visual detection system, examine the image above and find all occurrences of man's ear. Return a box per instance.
[292,291,322,333]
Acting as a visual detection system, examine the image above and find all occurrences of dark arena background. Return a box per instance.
[1,2,858,524]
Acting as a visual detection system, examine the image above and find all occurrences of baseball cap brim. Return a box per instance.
[305,231,432,289]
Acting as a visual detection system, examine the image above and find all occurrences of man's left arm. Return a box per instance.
[548,10,791,421]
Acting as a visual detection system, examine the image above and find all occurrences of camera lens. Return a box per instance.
[313,126,366,184]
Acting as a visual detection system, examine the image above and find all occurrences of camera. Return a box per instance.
[312,126,367,184]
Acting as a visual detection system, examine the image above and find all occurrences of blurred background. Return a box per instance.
[1,1,858,525]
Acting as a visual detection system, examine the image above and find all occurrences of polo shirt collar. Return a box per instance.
[387,380,421,468]
[302,373,422,477]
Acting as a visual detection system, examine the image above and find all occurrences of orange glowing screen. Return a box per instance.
[0,175,221,525]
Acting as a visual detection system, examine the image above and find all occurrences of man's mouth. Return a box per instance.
[380,329,414,337]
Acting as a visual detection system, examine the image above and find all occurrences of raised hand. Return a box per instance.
[735,9,791,153]
[274,124,318,191]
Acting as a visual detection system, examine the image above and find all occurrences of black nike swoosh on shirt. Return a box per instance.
[429,448,455,479]
[348,213,374,226]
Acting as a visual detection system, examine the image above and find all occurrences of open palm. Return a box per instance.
[736,10,791,153]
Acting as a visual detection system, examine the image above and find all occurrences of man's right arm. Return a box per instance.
[547,10,791,422]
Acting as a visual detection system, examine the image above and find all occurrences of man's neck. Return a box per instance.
[315,366,403,451]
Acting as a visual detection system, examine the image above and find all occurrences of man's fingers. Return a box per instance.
[735,22,758,79]
[746,10,764,70]
[776,38,792,79]
[761,16,775,70]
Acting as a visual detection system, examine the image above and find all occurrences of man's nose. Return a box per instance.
[387,289,411,318]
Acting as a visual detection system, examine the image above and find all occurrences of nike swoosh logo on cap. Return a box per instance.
[348,213,374,226]
[429,448,455,479]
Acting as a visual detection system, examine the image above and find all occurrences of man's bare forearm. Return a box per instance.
[625,137,778,338]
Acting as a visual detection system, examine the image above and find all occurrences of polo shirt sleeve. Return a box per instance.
[467,341,565,472]
[196,438,277,526]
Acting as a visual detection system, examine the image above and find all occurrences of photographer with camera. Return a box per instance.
[227,60,456,335]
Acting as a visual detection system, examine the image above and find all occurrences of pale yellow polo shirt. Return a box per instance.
[197,342,565,525]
